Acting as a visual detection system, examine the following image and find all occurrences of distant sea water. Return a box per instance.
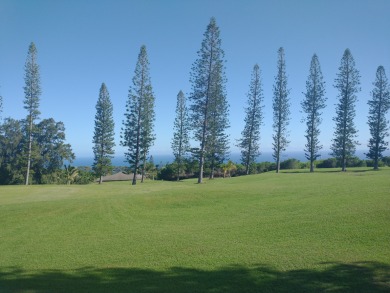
[71,150,374,167]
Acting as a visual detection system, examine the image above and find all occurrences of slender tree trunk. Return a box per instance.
[276,124,281,173]
[177,157,181,181]
[374,156,379,170]
[177,138,182,181]
[374,139,379,170]
[198,93,208,183]
[341,131,347,172]
[198,104,207,183]
[341,70,349,172]
[342,153,346,172]
[141,153,147,183]
[132,77,145,185]
[245,159,250,175]
[133,121,141,185]
[25,117,33,185]
[373,96,382,170]
[209,156,215,179]
[198,153,204,183]
[309,110,315,172]
[246,132,253,175]
[99,175,103,184]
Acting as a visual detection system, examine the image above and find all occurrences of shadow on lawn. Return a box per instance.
[282,169,375,174]
[0,261,389,293]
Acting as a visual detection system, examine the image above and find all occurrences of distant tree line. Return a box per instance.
[168,18,389,182]
[156,156,390,181]
[1,18,389,185]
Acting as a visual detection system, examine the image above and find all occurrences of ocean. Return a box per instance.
[71,150,373,167]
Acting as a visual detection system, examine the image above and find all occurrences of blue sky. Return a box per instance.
[1,0,390,161]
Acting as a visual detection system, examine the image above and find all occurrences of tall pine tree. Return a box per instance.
[23,42,41,185]
[121,45,155,185]
[366,66,390,170]
[93,83,115,184]
[189,17,229,183]
[331,49,360,171]
[238,64,263,175]
[301,54,326,172]
[171,90,190,181]
[272,47,290,173]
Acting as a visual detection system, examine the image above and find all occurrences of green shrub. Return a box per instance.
[280,158,301,169]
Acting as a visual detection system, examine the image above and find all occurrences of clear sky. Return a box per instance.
[1,0,389,161]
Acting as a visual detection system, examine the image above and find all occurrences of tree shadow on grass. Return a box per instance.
[0,261,389,293]
[303,169,374,174]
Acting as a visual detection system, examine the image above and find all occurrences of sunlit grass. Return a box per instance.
[0,168,389,292]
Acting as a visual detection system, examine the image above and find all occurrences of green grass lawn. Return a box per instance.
[0,168,389,292]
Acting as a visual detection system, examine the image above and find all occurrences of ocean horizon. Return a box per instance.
[71,150,374,167]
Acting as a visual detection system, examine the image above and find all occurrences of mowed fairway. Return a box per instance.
[0,168,389,292]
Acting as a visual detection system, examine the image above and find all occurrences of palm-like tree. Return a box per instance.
[221,160,237,178]
[63,164,78,185]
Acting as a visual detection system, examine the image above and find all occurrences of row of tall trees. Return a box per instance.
[1,19,389,185]
[170,18,390,182]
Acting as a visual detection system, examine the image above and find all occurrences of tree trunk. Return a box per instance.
[141,154,146,183]
[177,157,181,181]
[25,118,33,185]
[198,154,204,183]
[341,156,347,172]
[310,160,314,172]
[99,175,103,184]
[209,157,215,179]
[373,160,379,170]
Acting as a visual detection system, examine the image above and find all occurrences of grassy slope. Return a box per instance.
[0,168,389,292]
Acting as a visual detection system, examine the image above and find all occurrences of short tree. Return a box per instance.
[301,54,326,172]
[33,118,75,183]
[0,117,74,184]
[272,47,290,173]
[23,42,41,185]
[331,49,360,171]
[366,66,390,170]
[93,83,115,184]
[63,164,78,185]
[0,118,25,184]
[171,90,190,181]
[221,160,236,178]
[238,64,263,175]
